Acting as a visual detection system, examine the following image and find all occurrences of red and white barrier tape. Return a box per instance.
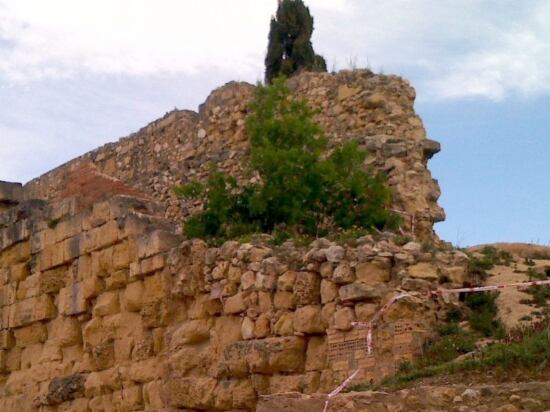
[323,278,550,411]
[352,279,550,344]
[322,369,360,412]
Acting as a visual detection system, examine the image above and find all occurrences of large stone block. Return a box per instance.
[294,305,325,334]
[58,283,88,316]
[39,267,67,294]
[339,282,383,302]
[92,291,120,317]
[293,272,321,305]
[0,181,22,206]
[137,230,180,259]
[168,377,217,409]
[355,260,391,285]
[14,323,47,347]
[9,295,56,327]
[223,336,306,376]
[122,281,144,312]
[49,316,81,347]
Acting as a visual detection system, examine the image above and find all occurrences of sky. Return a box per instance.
[0,0,548,246]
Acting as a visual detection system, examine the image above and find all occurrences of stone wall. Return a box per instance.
[0,69,455,410]
[0,189,467,411]
[24,70,444,239]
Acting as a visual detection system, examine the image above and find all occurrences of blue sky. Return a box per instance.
[0,0,548,246]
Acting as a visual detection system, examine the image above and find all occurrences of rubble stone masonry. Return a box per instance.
[24,70,444,239]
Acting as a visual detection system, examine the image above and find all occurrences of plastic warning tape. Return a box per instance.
[323,278,550,411]
[322,369,360,412]
[351,279,550,354]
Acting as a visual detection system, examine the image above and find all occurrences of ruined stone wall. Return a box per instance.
[0,190,466,411]
[24,70,444,239]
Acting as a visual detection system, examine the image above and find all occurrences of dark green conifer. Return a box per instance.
[265,0,327,83]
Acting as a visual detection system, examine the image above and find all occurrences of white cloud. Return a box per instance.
[0,0,549,100]
[427,2,550,100]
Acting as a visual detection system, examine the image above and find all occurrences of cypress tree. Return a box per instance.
[265,0,327,83]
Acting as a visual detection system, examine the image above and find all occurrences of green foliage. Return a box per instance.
[175,79,398,243]
[468,246,514,281]
[465,292,506,338]
[265,0,327,83]
[420,326,477,367]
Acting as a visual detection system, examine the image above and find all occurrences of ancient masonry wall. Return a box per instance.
[23,70,444,239]
[0,189,468,411]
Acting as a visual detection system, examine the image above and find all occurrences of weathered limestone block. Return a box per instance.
[249,246,271,262]
[130,254,165,279]
[137,230,180,259]
[241,317,255,340]
[355,259,392,285]
[255,314,271,338]
[58,283,88,316]
[293,272,321,305]
[255,272,277,291]
[49,316,81,347]
[320,280,338,304]
[13,323,47,347]
[0,283,16,308]
[294,305,325,334]
[407,262,439,281]
[16,274,38,300]
[10,295,55,328]
[122,281,144,312]
[87,220,120,252]
[223,336,306,377]
[332,262,355,284]
[269,372,320,395]
[20,342,42,369]
[92,291,120,317]
[0,221,30,252]
[333,307,355,331]
[277,270,296,291]
[143,380,164,410]
[274,291,295,310]
[9,263,29,284]
[274,312,294,336]
[84,369,121,398]
[0,181,23,206]
[170,319,212,347]
[214,379,257,410]
[39,266,68,294]
[0,241,30,268]
[325,245,345,263]
[224,292,247,314]
[168,377,217,409]
[339,282,383,302]
[140,300,170,328]
[305,336,327,372]
[0,330,15,350]
[141,271,170,305]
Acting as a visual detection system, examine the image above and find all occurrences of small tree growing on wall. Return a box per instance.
[174,78,398,243]
[265,0,327,84]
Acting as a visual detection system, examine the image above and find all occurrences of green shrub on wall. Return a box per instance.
[174,78,398,243]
